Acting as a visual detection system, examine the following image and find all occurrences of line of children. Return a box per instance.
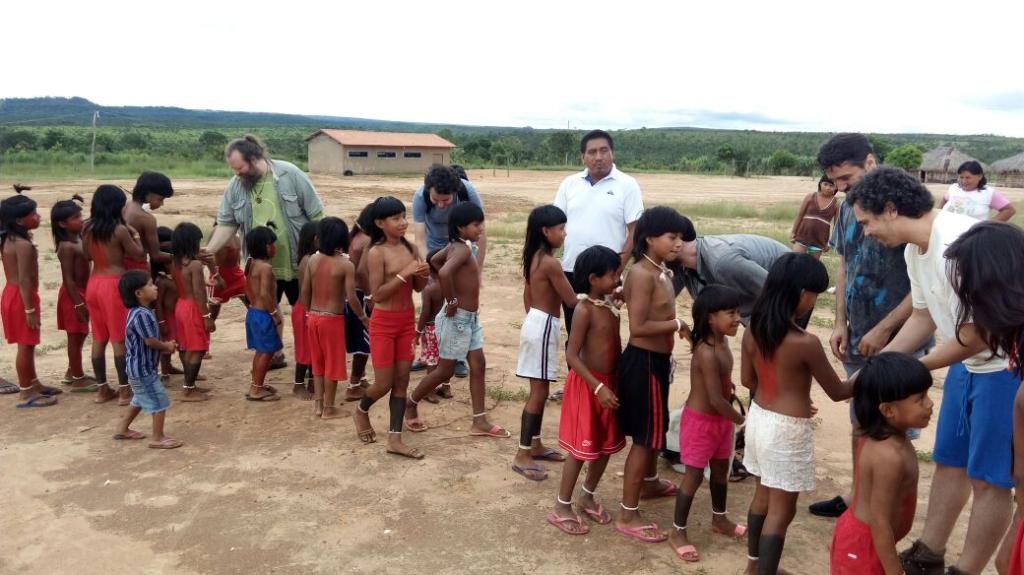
[83,185,146,405]
[1,191,59,407]
[52,195,96,391]
[511,205,577,481]
[299,216,366,419]
[244,225,284,402]
[170,222,213,401]
[291,222,318,401]
[669,284,747,561]
[353,196,429,459]
[404,202,510,442]
[548,245,625,535]
[114,270,182,449]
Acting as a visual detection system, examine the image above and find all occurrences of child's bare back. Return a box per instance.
[245,259,276,313]
[308,252,357,315]
[741,327,847,418]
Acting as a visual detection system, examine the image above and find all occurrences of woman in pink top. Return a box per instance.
[941,161,1016,221]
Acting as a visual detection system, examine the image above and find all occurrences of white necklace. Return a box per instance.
[642,254,673,280]
[577,294,620,317]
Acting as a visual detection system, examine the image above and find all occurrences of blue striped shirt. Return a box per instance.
[125,306,160,378]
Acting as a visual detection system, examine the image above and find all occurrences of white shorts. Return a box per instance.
[742,402,816,493]
[515,308,560,381]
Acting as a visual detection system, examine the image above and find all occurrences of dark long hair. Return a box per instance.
[298,221,319,259]
[171,222,203,266]
[691,284,744,346]
[448,202,484,243]
[317,217,350,255]
[853,352,932,440]
[50,194,84,249]
[749,253,829,358]
[946,221,1024,373]
[367,196,415,255]
[632,206,695,260]
[0,191,37,247]
[956,160,988,190]
[522,205,566,282]
[246,226,277,261]
[84,185,127,243]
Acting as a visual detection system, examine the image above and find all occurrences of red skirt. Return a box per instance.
[307,312,348,380]
[830,510,885,575]
[2,284,40,345]
[213,265,246,301]
[558,368,625,461]
[174,298,209,352]
[57,285,89,335]
[1010,518,1024,575]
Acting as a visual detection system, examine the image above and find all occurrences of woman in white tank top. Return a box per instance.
[941,160,1016,221]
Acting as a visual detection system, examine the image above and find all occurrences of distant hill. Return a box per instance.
[0,96,507,133]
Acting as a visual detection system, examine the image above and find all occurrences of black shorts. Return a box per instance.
[617,344,671,450]
[276,279,299,307]
[344,289,371,355]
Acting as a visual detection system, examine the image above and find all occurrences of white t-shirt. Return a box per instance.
[553,165,644,271]
[943,184,1010,221]
[905,210,1007,373]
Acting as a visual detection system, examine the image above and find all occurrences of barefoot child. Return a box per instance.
[171,223,213,402]
[291,222,318,400]
[123,171,174,273]
[405,202,510,444]
[548,245,625,536]
[1,190,59,407]
[114,270,182,449]
[352,197,429,459]
[83,185,146,405]
[300,217,366,419]
[615,206,694,544]
[343,204,374,399]
[415,248,446,403]
[741,253,852,575]
[669,284,747,562]
[244,225,283,402]
[52,195,96,391]
[512,205,578,481]
[830,352,933,575]
[789,175,838,259]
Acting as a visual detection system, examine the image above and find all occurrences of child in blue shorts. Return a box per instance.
[244,226,283,402]
[114,270,182,449]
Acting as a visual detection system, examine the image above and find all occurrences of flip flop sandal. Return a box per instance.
[39,385,64,396]
[614,523,667,543]
[386,447,425,460]
[640,478,678,499]
[0,380,19,395]
[532,447,566,462]
[511,463,548,481]
[70,383,102,393]
[245,392,281,402]
[404,418,429,433]
[356,427,376,444]
[712,523,747,538]
[673,544,700,562]
[547,512,589,535]
[15,394,58,408]
[113,430,147,440]
[578,503,613,525]
[470,424,511,438]
[148,437,183,449]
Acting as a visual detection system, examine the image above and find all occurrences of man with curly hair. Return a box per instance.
[848,166,1017,575]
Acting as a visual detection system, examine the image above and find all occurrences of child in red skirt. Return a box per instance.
[1,190,59,407]
[830,353,933,574]
[291,222,318,400]
[548,245,625,535]
[209,222,247,319]
[52,194,96,391]
[669,284,747,562]
[299,217,365,419]
[170,223,213,402]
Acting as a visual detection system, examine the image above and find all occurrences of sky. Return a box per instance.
[5,0,1024,136]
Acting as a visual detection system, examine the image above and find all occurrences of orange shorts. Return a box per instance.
[307,312,348,380]
[2,284,40,346]
[174,298,209,352]
[57,285,89,335]
[369,308,415,369]
[213,265,246,301]
[292,302,311,365]
[86,274,128,343]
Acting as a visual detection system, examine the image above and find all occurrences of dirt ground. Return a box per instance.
[2,170,1020,574]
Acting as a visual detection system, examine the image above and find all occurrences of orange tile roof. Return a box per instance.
[307,129,455,148]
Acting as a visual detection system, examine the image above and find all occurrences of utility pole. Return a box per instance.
[90,111,99,171]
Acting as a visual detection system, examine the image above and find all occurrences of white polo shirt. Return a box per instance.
[554,165,644,272]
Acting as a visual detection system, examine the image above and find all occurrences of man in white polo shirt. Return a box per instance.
[554,129,644,335]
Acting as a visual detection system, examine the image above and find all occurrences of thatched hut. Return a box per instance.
[991,152,1024,189]
[918,146,985,184]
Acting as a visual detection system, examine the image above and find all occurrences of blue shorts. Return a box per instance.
[435,308,483,361]
[932,362,1018,488]
[127,371,170,414]
[844,357,922,441]
[246,308,283,354]
[344,289,370,355]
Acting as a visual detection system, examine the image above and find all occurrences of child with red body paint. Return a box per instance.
[291,222,318,400]
[52,195,95,391]
[170,223,213,402]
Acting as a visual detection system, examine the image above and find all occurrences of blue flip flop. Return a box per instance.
[16,394,58,408]
[511,463,548,481]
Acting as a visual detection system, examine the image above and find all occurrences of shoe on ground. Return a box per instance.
[454,360,468,378]
[808,495,847,518]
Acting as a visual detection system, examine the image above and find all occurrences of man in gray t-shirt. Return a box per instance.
[674,234,790,325]
[411,166,485,262]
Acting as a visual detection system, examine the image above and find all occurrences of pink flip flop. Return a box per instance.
[547,512,589,535]
[640,477,679,499]
[712,523,747,538]
[470,424,511,438]
[578,503,612,524]
[112,429,147,440]
[615,523,667,543]
[674,543,700,562]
